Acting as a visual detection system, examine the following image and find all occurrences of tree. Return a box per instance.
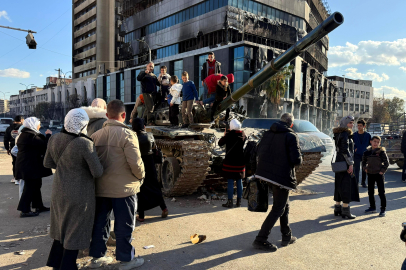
[262,65,294,117]
[67,94,82,109]
[371,97,405,123]
[387,97,405,122]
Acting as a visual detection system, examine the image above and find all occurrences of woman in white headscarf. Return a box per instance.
[44,108,103,270]
[16,117,53,217]
[218,119,246,208]
[81,98,108,137]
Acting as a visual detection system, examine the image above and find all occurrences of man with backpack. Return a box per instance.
[4,115,24,184]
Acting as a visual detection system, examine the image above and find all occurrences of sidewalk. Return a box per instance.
[1,139,405,269]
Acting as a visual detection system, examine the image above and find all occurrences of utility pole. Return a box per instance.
[55,68,61,79]
[0,25,37,49]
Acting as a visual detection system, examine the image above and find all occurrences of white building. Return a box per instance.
[0,99,9,114]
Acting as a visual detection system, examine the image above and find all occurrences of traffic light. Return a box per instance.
[26,32,37,49]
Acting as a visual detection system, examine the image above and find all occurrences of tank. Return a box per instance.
[144,12,344,196]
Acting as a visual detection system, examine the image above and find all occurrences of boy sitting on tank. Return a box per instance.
[211,75,233,122]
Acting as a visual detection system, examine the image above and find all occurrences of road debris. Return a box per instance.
[197,195,207,200]
[143,245,155,249]
[190,234,206,244]
[171,198,176,202]
[15,251,25,255]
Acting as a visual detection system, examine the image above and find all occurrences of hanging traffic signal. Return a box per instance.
[26,32,37,49]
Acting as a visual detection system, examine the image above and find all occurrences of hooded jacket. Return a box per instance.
[362,146,389,174]
[201,59,221,82]
[255,121,302,190]
[4,122,23,151]
[137,71,161,94]
[333,127,354,166]
[91,119,145,198]
[204,74,234,95]
[215,81,232,102]
[81,106,108,137]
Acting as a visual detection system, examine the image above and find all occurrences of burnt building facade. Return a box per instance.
[96,0,338,131]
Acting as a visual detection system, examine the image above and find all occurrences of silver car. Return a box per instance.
[0,118,13,135]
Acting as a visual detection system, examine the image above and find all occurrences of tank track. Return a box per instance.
[295,152,323,185]
[155,139,211,196]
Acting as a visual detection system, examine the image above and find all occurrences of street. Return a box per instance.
[0,137,405,270]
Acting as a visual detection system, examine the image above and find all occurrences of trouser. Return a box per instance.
[211,101,230,122]
[403,154,406,181]
[138,200,167,220]
[11,155,17,179]
[256,185,291,242]
[89,195,137,262]
[143,93,155,124]
[182,100,194,124]
[17,178,44,213]
[46,240,79,270]
[227,179,243,199]
[169,104,179,125]
[130,96,143,119]
[367,173,386,210]
[202,82,216,105]
[354,158,367,184]
[19,180,25,200]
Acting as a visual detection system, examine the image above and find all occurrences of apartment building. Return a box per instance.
[0,99,9,114]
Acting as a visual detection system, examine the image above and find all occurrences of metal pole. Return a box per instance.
[0,25,37,33]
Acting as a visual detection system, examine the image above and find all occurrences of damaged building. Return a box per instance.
[95,0,338,131]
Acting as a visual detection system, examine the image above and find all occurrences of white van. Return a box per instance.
[0,118,13,134]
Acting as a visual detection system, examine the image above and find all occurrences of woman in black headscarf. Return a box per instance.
[332,115,360,219]
[132,118,168,222]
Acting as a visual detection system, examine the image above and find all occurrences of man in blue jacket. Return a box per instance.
[353,119,371,188]
[180,71,198,128]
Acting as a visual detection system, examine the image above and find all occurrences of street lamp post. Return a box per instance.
[20,83,34,116]
[60,70,72,85]
[0,91,10,117]
[136,39,151,63]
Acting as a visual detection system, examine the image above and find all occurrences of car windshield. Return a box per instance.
[242,119,319,133]
[0,119,12,125]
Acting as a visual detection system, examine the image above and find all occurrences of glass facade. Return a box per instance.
[135,70,141,100]
[125,0,304,42]
[198,54,208,96]
[105,75,110,102]
[157,44,179,59]
[233,46,252,91]
[153,65,161,92]
[174,60,184,85]
[118,73,125,101]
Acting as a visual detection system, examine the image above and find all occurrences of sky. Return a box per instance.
[1,0,406,99]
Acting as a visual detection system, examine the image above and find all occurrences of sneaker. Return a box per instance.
[364,207,376,213]
[379,210,386,217]
[10,178,15,183]
[252,240,278,252]
[15,180,20,185]
[281,236,297,247]
[88,256,113,269]
[20,212,39,218]
[119,257,145,270]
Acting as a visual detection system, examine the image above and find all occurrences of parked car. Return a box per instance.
[0,118,13,135]
[241,118,334,152]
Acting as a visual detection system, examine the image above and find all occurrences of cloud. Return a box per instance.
[400,67,406,73]
[375,86,406,100]
[0,68,30,78]
[0,10,11,22]
[344,68,389,82]
[39,74,43,77]
[329,39,406,67]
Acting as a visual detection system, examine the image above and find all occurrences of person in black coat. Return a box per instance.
[16,117,53,218]
[332,115,360,219]
[137,62,161,124]
[3,115,24,183]
[218,119,246,208]
[253,113,302,252]
[132,118,168,222]
[211,76,232,122]
[401,131,406,182]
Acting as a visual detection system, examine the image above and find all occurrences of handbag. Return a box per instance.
[331,133,348,173]
[244,177,269,212]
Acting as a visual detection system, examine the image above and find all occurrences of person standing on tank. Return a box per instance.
[201,52,221,101]
[332,115,360,219]
[180,71,198,128]
[137,62,160,125]
[252,113,302,252]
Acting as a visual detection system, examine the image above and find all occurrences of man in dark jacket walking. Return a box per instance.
[4,115,24,183]
[201,52,221,87]
[253,113,302,252]
[137,62,160,124]
[353,119,371,188]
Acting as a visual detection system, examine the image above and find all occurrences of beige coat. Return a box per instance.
[91,119,145,198]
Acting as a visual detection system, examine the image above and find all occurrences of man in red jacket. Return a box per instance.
[201,73,234,106]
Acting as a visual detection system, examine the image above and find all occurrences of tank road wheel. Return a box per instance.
[295,152,323,185]
[161,157,181,196]
[397,160,404,169]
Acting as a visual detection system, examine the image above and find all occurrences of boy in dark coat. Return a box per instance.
[353,119,371,188]
[253,113,302,252]
[211,75,232,122]
[362,136,389,217]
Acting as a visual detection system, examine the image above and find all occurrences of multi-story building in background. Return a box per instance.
[72,0,122,82]
[327,76,374,124]
[0,99,9,114]
[94,0,339,131]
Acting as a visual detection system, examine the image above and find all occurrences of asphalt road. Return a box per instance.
[0,135,405,269]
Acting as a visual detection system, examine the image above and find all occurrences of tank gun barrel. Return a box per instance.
[214,12,344,117]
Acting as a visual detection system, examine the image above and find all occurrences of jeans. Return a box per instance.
[202,82,215,104]
[354,158,367,184]
[89,195,137,262]
[227,179,243,199]
[256,185,291,242]
[46,240,79,270]
[402,258,406,270]
[367,174,386,210]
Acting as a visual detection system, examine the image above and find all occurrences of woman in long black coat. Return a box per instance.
[333,115,360,219]
[16,117,53,217]
[132,118,168,222]
[218,119,246,208]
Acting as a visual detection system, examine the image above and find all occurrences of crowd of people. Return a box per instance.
[1,51,400,268]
